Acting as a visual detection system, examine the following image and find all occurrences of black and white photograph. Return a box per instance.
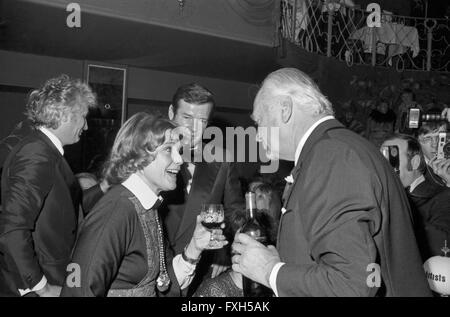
[0,0,449,306]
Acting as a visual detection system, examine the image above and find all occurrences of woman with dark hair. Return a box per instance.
[366,98,397,147]
[61,112,227,297]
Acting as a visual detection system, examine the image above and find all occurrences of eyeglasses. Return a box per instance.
[418,135,439,144]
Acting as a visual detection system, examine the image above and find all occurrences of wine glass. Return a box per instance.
[200,204,225,249]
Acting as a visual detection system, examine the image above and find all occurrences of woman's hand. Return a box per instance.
[185,215,228,259]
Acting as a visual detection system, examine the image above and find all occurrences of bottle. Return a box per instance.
[240,191,273,297]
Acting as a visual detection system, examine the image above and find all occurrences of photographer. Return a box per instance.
[417,122,448,187]
[427,107,450,187]
[382,135,450,261]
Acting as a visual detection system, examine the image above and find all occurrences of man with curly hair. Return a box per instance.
[0,74,104,296]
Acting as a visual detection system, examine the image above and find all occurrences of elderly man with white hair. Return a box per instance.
[232,67,431,297]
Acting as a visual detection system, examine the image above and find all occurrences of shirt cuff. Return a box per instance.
[18,275,47,296]
[172,254,196,289]
[269,262,285,297]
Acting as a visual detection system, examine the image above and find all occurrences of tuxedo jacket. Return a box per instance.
[278,119,431,297]
[161,144,244,256]
[0,130,103,296]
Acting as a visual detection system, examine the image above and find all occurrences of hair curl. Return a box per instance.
[103,112,176,185]
[25,74,97,129]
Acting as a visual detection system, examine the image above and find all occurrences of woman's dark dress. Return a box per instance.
[61,185,165,296]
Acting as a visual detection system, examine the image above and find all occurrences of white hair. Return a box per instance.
[260,68,334,116]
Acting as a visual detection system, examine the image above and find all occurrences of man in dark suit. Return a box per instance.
[0,75,105,296]
[232,68,431,296]
[161,83,244,295]
[382,134,450,261]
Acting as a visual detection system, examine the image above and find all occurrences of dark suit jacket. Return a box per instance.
[0,130,103,296]
[277,119,431,297]
[409,178,450,261]
[161,144,244,294]
[0,120,34,204]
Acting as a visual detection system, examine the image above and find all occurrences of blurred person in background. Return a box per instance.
[366,98,396,147]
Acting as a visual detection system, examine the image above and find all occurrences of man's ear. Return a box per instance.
[168,105,175,120]
[280,96,293,124]
[61,112,70,123]
[411,154,421,170]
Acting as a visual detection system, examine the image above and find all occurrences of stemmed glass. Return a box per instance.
[200,204,225,249]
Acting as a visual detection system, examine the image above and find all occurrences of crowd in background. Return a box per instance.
[339,74,450,148]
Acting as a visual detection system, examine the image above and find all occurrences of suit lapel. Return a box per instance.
[297,119,344,167]
[282,119,345,213]
[174,160,221,241]
[281,163,302,213]
[36,130,80,215]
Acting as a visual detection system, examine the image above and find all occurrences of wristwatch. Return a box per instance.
[182,246,201,265]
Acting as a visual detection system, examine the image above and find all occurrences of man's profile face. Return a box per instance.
[252,91,281,161]
[60,104,88,145]
[381,138,414,188]
[170,99,212,149]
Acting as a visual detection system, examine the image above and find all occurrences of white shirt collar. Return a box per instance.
[122,173,162,210]
[38,127,64,155]
[409,174,425,193]
[294,116,335,165]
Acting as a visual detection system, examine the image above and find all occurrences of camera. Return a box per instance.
[380,145,400,174]
[437,132,450,159]
[407,108,445,129]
